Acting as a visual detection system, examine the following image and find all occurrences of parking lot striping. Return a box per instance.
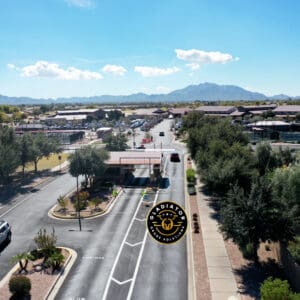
[102,189,150,300]
[111,278,133,285]
[125,241,143,247]
[126,190,159,300]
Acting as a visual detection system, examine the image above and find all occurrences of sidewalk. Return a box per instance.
[187,158,240,300]
[197,184,240,300]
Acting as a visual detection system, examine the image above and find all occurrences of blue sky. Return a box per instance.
[1,0,300,98]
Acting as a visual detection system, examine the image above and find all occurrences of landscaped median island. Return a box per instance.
[51,186,122,219]
[0,228,76,300]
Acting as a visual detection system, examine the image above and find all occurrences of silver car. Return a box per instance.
[0,220,11,245]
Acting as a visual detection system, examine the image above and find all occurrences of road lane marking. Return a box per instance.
[125,241,143,247]
[126,190,159,300]
[134,217,146,222]
[111,278,133,285]
[102,190,147,300]
[82,256,104,260]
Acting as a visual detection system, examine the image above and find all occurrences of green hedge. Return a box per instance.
[186,168,196,183]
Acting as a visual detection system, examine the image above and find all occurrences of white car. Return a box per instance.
[0,220,11,245]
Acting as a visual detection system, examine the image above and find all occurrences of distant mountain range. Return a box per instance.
[0,82,299,105]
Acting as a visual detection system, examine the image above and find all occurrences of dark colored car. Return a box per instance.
[170,153,180,162]
[159,131,165,136]
[137,144,145,149]
[187,183,196,195]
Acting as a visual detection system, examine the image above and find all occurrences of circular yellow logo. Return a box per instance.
[147,201,188,244]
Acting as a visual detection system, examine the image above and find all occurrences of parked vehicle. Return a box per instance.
[0,221,11,245]
[137,144,145,149]
[187,183,197,195]
[170,153,180,162]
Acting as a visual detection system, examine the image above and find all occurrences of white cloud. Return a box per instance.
[175,49,238,70]
[19,61,102,80]
[7,63,16,70]
[64,0,95,9]
[134,66,180,77]
[102,64,127,76]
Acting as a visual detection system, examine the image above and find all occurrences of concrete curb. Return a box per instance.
[48,188,124,220]
[45,247,77,300]
[184,154,197,300]
[0,247,77,300]
[0,260,20,290]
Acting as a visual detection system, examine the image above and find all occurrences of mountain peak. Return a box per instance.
[0,82,295,104]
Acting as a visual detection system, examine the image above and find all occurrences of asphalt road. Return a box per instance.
[0,119,188,300]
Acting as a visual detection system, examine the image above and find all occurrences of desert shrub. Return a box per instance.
[260,277,290,300]
[186,168,196,183]
[111,190,118,198]
[9,276,31,297]
[57,195,67,210]
[45,250,65,273]
[34,228,57,261]
[29,249,43,260]
[90,197,102,210]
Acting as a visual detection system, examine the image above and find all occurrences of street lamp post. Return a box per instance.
[132,129,136,149]
[75,150,82,232]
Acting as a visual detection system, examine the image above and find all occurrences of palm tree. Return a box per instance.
[11,252,34,273]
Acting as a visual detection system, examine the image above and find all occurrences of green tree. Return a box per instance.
[104,133,129,151]
[255,142,277,175]
[31,134,62,173]
[221,178,295,263]
[260,277,300,300]
[271,166,300,231]
[0,126,20,183]
[18,134,33,177]
[69,147,109,188]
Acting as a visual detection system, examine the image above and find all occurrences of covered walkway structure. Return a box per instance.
[106,151,163,182]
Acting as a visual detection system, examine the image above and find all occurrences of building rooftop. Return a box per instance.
[247,121,290,127]
[195,106,235,113]
[56,109,99,115]
[52,114,88,121]
[273,105,300,112]
[106,151,162,165]
[169,108,193,114]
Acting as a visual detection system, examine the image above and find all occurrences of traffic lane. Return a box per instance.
[56,167,150,299]
[131,154,187,300]
[102,190,156,299]
[151,120,174,148]
[132,237,187,300]
[56,187,145,299]
[0,172,78,279]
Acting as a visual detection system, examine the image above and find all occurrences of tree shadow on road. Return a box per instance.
[0,170,63,205]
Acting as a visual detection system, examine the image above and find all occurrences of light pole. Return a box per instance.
[75,150,82,231]
[132,129,136,149]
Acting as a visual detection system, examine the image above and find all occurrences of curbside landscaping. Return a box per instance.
[45,247,77,300]
[0,247,77,300]
[49,187,123,220]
